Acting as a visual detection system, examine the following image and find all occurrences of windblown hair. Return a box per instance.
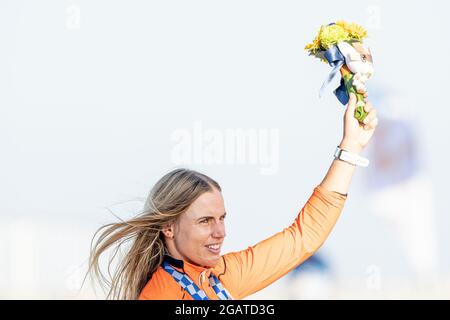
[86,168,221,299]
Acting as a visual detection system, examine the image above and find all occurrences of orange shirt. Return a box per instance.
[139,185,347,300]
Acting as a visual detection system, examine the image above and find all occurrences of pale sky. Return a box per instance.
[1,0,449,298]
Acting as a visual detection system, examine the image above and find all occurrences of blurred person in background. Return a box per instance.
[365,90,439,289]
[285,253,337,299]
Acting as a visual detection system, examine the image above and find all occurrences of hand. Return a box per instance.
[340,92,378,154]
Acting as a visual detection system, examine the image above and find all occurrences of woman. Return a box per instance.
[88,92,378,299]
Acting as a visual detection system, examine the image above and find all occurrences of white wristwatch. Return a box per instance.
[334,146,369,167]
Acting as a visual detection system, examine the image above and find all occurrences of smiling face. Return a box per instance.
[163,188,227,267]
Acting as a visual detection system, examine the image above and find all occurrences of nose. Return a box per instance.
[212,221,226,239]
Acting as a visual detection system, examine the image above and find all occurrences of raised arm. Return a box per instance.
[321,92,378,194]
[217,93,378,299]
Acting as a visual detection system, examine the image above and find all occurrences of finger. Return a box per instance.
[364,101,373,113]
[363,109,377,124]
[368,117,379,130]
[357,86,366,94]
[363,92,369,98]
[346,93,357,117]
[347,93,357,107]
[364,117,378,130]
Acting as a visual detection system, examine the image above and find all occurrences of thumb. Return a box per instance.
[345,93,357,118]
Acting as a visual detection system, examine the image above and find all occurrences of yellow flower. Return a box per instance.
[305,23,352,54]
[305,35,321,52]
[305,21,368,63]
[336,20,368,40]
[319,24,349,49]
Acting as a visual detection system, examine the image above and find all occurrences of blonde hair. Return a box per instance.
[86,168,221,299]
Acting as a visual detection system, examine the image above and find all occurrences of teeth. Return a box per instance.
[207,244,220,250]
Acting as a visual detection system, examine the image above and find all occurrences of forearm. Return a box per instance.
[320,139,363,195]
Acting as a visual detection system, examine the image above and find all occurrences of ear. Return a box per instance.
[162,222,175,239]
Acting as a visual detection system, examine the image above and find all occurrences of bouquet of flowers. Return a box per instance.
[305,21,374,122]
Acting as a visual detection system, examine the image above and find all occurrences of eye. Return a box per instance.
[360,54,367,62]
[200,218,209,224]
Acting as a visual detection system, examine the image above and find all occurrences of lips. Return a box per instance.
[205,243,221,254]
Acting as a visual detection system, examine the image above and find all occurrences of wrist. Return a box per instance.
[339,139,363,155]
[334,145,370,167]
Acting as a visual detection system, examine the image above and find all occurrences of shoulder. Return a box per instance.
[138,266,189,300]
